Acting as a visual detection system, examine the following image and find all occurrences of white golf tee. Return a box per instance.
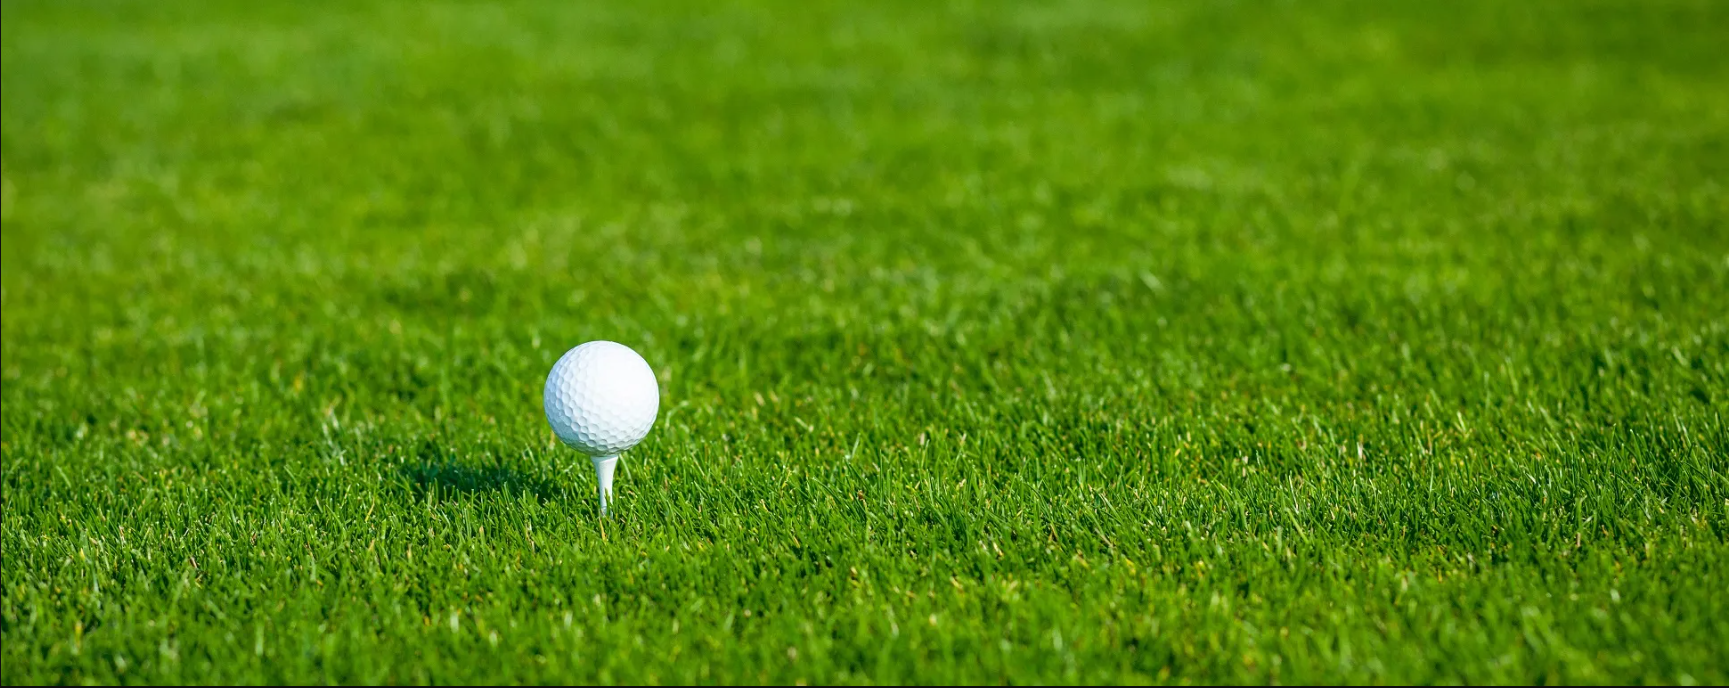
[592,455,618,516]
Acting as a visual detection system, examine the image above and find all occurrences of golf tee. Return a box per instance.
[592,455,619,516]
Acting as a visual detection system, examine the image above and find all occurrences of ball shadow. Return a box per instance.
[401,457,556,502]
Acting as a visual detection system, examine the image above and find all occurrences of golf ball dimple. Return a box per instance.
[544,341,660,457]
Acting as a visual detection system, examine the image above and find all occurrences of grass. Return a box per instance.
[2,0,1726,683]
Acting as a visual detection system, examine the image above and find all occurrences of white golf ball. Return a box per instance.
[543,341,660,457]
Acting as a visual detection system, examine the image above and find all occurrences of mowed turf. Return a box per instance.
[3,0,1726,684]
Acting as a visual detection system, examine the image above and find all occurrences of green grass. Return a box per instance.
[3,0,1727,683]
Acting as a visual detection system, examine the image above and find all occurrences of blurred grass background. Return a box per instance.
[3,0,1726,683]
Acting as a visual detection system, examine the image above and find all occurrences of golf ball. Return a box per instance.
[544,341,660,457]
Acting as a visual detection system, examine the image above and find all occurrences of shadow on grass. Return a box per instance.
[402,460,555,501]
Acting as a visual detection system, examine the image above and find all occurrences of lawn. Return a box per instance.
[2,0,1726,684]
